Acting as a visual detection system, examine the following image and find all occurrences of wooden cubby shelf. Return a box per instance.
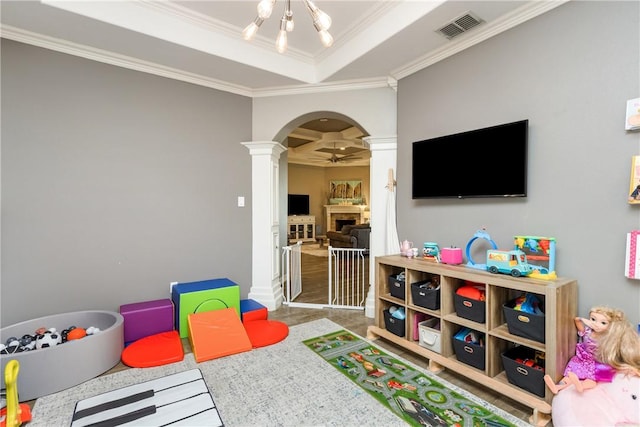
[367,255,577,426]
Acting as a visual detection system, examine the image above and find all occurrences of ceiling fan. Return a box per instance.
[315,142,366,164]
[287,124,370,166]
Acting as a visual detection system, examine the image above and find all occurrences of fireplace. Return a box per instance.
[335,219,356,231]
[324,205,366,232]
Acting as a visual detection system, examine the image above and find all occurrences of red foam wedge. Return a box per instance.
[121,330,184,368]
[243,320,289,348]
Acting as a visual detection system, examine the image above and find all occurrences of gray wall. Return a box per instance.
[1,40,253,325]
[397,1,640,325]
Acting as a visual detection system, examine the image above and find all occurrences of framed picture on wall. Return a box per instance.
[626,98,640,131]
[329,180,363,204]
[628,156,640,204]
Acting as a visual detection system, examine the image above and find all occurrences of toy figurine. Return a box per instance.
[544,306,640,394]
[422,242,440,262]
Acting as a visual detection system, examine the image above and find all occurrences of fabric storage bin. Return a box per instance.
[388,274,406,300]
[412,312,429,341]
[411,280,440,310]
[501,346,546,397]
[418,318,441,353]
[383,309,405,337]
[453,328,485,370]
[454,294,485,323]
[503,297,545,343]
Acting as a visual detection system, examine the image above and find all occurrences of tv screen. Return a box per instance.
[288,194,310,215]
[412,120,528,199]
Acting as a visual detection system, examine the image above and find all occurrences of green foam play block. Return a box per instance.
[171,278,240,338]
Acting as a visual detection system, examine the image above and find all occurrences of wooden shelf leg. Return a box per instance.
[366,329,379,341]
[427,359,444,373]
[529,409,551,427]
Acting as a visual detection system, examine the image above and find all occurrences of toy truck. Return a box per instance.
[486,249,534,277]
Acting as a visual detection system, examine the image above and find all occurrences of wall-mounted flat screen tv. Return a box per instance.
[412,120,528,199]
[287,194,310,215]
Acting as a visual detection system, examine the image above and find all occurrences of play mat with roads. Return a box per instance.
[303,330,521,427]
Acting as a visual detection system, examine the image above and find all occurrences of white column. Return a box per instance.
[363,136,398,318]
[242,141,287,311]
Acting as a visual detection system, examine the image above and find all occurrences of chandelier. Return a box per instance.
[242,0,333,53]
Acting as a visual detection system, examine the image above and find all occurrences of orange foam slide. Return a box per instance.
[188,308,252,363]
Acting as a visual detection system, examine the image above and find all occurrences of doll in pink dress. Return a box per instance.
[544,306,640,394]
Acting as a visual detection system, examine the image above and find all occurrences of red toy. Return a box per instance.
[66,327,87,341]
[455,282,485,301]
[121,330,184,368]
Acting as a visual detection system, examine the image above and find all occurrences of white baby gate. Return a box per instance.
[282,242,303,302]
[281,245,367,310]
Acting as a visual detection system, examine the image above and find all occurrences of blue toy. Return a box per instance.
[513,293,544,315]
[389,306,406,320]
[422,242,440,262]
[486,249,534,277]
[454,327,484,346]
[465,229,497,270]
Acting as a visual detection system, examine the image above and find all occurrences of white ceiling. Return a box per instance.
[0,1,567,98]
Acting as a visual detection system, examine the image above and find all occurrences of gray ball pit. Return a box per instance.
[1,310,124,401]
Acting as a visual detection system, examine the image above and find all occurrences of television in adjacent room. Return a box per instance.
[412,119,528,199]
[287,194,310,216]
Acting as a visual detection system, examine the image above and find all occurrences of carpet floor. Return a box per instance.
[31,318,530,426]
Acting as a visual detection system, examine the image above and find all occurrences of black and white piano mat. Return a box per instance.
[70,369,223,427]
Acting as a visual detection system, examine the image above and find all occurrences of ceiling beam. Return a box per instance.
[288,128,324,142]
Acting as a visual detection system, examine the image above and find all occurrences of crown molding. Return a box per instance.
[313,0,407,63]
[1,24,397,98]
[315,1,445,83]
[136,0,314,63]
[252,76,393,98]
[1,25,254,98]
[391,0,570,80]
[0,1,569,99]
[40,0,317,82]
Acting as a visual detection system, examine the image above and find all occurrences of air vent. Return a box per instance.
[436,12,483,39]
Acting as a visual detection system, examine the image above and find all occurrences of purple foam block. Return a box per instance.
[119,299,174,343]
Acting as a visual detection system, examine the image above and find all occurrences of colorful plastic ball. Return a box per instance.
[1,341,20,354]
[62,326,75,342]
[67,328,87,341]
[36,331,61,349]
[19,335,35,347]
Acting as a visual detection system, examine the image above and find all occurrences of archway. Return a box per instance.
[275,111,370,250]
[280,113,371,305]
[246,87,398,315]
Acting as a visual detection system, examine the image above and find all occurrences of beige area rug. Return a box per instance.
[30,319,401,426]
[299,243,329,257]
[30,319,529,426]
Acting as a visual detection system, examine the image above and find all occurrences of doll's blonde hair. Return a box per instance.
[590,306,640,376]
